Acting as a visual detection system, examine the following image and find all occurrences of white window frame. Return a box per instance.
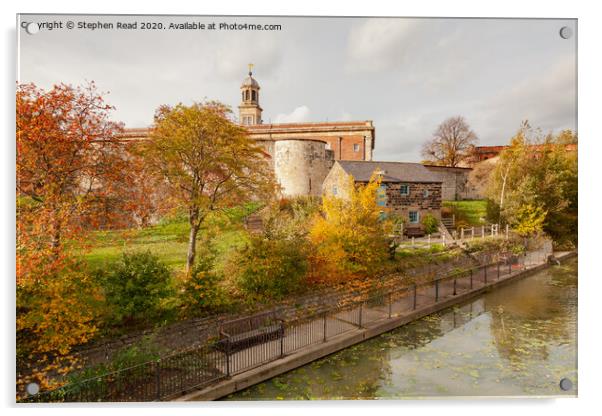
[423,189,429,198]
[400,184,410,196]
[332,185,338,196]
[409,211,420,224]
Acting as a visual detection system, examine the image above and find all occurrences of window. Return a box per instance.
[376,184,387,207]
[242,91,245,101]
[332,185,338,196]
[400,184,409,195]
[409,211,419,224]
[252,90,257,101]
[423,189,429,198]
[353,143,360,152]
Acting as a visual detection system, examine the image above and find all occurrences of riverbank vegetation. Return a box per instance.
[485,122,577,247]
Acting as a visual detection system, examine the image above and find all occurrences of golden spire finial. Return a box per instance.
[248,63,254,76]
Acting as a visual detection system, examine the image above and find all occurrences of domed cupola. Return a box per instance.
[239,64,263,125]
[241,74,260,89]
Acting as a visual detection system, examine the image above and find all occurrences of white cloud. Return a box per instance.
[346,18,422,73]
[18,16,576,161]
[273,105,311,123]
[474,57,576,142]
[344,19,468,91]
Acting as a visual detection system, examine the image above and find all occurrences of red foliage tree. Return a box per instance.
[16,82,160,395]
[16,82,157,281]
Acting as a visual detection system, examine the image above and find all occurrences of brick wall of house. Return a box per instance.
[382,182,442,223]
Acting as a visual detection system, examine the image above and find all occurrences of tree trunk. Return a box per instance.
[499,166,509,210]
[186,223,199,273]
[50,211,61,258]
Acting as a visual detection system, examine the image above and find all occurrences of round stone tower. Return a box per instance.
[272,139,334,197]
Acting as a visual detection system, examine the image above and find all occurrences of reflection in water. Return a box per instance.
[224,258,577,400]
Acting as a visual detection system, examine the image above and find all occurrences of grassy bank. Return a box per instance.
[83,204,260,272]
[443,200,488,226]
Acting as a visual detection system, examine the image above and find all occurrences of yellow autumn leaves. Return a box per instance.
[308,174,390,282]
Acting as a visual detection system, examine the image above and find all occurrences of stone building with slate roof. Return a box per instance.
[322,161,443,225]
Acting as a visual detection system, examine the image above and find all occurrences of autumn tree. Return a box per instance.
[16,83,135,263]
[142,101,276,272]
[486,122,577,242]
[422,116,479,167]
[308,174,390,282]
[16,82,135,394]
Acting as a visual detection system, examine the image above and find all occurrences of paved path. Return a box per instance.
[209,256,530,377]
[178,250,573,401]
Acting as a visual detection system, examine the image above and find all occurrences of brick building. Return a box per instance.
[322,161,442,226]
[472,143,577,162]
[119,68,376,196]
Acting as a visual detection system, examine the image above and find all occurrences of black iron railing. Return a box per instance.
[20,253,527,403]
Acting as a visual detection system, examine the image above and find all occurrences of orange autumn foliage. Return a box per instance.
[15,82,152,393]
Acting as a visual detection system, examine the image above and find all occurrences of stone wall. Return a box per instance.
[423,165,481,200]
[382,182,442,222]
[323,166,443,223]
[322,162,354,200]
[272,139,334,197]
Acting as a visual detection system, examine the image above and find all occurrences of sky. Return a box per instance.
[18,15,577,162]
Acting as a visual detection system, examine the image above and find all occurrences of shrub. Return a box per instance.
[227,236,308,300]
[421,214,439,235]
[16,257,103,398]
[386,214,405,235]
[17,260,101,360]
[110,335,162,369]
[65,335,162,391]
[179,254,228,315]
[513,204,547,237]
[262,195,321,241]
[485,198,501,223]
[308,175,389,282]
[99,251,174,325]
[455,220,470,231]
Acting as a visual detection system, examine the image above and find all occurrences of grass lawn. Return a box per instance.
[83,204,260,272]
[443,200,488,226]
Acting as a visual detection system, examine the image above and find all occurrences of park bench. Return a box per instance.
[404,226,425,238]
[214,312,284,353]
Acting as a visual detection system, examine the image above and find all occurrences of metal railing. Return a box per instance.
[454,223,509,240]
[20,253,528,403]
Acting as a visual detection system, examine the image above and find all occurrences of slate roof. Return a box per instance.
[337,161,442,183]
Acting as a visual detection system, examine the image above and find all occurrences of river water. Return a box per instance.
[224,257,577,400]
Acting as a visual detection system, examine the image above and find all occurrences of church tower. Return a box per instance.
[238,64,263,125]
